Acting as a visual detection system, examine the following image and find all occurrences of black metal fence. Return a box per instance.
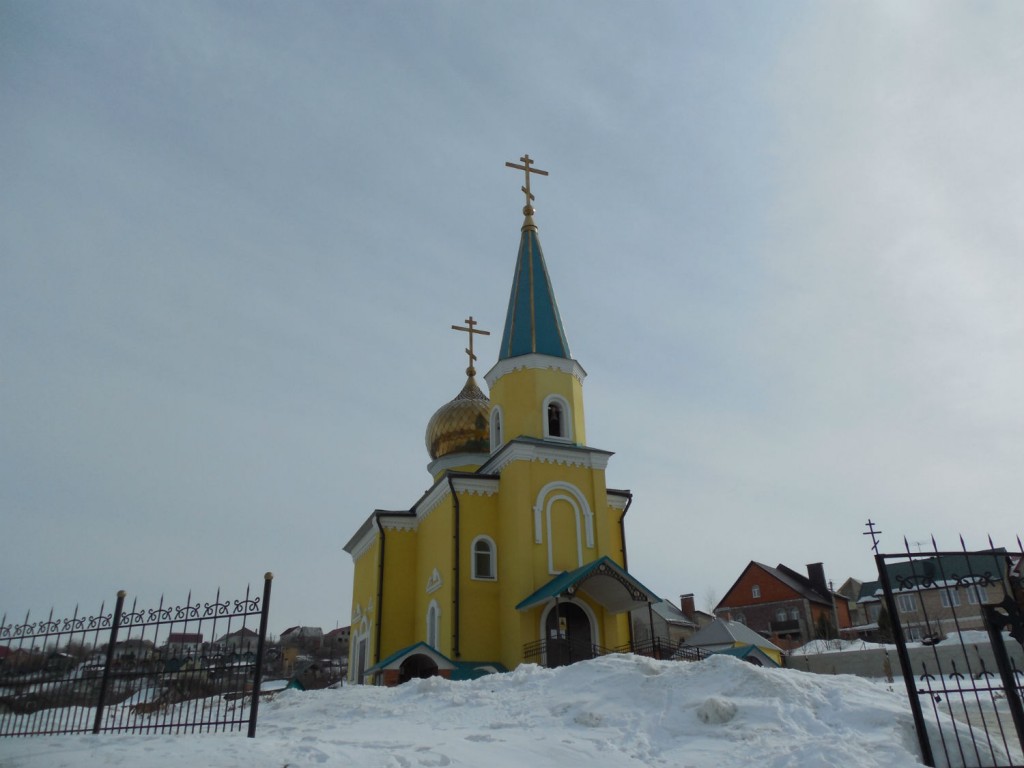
[873,534,1024,767]
[0,574,272,738]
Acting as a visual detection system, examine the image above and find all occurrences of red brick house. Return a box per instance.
[715,562,851,650]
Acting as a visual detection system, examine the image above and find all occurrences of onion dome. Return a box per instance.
[425,369,490,461]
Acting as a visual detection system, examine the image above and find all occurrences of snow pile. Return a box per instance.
[0,654,1005,767]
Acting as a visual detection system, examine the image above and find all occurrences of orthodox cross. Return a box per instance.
[505,154,548,209]
[451,316,490,375]
[863,519,883,554]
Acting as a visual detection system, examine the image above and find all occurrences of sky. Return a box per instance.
[2,653,1006,767]
[2,2,1023,637]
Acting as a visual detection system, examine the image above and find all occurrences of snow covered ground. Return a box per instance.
[0,654,1013,768]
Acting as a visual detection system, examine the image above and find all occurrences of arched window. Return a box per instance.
[489,406,503,452]
[776,608,788,622]
[471,535,496,580]
[789,607,800,621]
[426,600,440,648]
[542,395,571,440]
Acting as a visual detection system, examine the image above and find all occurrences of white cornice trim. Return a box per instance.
[347,513,416,562]
[452,475,500,497]
[418,475,500,519]
[484,353,587,388]
[486,440,611,475]
[426,452,489,478]
[606,493,630,510]
[381,518,417,532]
[349,531,377,562]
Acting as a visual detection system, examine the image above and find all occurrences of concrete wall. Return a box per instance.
[786,641,1024,680]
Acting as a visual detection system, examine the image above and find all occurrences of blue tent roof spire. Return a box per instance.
[499,155,571,361]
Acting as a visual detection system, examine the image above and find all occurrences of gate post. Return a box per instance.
[983,601,1024,752]
[93,590,126,735]
[875,555,935,767]
[247,572,273,738]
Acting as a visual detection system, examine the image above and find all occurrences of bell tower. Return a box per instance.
[485,155,587,451]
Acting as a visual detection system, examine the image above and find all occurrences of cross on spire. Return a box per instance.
[451,316,490,376]
[505,153,549,212]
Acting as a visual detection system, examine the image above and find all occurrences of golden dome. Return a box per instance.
[425,372,490,461]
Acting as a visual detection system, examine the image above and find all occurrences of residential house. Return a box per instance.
[281,626,323,653]
[216,627,260,654]
[679,618,784,667]
[109,638,155,661]
[715,561,851,650]
[164,632,204,657]
[864,551,1008,643]
[678,593,715,630]
[629,599,698,656]
[324,626,350,659]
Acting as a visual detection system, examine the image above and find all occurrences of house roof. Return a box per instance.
[282,626,323,638]
[648,600,698,628]
[857,580,881,602]
[515,556,658,614]
[166,633,203,643]
[216,627,259,643]
[717,561,833,611]
[684,619,784,653]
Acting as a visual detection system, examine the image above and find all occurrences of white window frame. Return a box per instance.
[489,406,503,452]
[426,600,440,649]
[966,584,988,605]
[896,593,918,614]
[751,585,761,599]
[542,395,572,441]
[939,587,960,608]
[470,535,497,580]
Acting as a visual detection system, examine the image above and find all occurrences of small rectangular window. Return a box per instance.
[896,593,917,614]
[751,585,761,599]
[966,584,988,604]
[939,588,960,608]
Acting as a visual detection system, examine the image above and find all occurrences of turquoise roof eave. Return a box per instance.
[499,225,571,360]
[515,556,659,613]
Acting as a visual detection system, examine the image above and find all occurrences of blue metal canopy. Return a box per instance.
[515,556,659,614]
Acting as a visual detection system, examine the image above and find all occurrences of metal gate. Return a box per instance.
[873,536,1024,767]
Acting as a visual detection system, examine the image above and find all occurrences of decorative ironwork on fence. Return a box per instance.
[869,524,1024,768]
[0,574,273,739]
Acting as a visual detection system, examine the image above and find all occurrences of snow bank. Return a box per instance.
[0,654,996,767]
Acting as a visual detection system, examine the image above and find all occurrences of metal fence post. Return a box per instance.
[92,590,126,735]
[247,572,273,738]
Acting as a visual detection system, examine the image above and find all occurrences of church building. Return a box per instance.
[344,155,657,685]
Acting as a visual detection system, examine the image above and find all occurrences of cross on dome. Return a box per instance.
[451,316,490,376]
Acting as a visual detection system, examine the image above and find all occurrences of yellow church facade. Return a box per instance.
[344,156,656,684]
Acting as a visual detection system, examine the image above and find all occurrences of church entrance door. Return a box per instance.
[544,602,593,667]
